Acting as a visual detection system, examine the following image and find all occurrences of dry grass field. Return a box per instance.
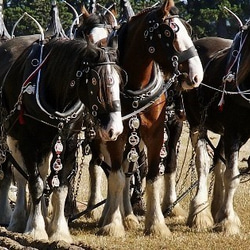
[1,121,250,249]
[68,121,250,249]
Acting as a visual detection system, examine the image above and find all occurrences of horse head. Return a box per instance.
[76,39,124,141]
[75,3,116,46]
[142,0,203,89]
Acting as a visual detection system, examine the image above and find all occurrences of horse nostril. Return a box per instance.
[192,75,198,84]
[109,129,114,138]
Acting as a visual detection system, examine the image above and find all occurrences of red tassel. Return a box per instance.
[218,104,224,112]
[18,106,25,125]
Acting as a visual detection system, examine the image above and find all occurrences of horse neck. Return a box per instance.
[121,44,155,90]
[42,61,78,111]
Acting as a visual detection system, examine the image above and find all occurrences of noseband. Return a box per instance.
[144,10,198,64]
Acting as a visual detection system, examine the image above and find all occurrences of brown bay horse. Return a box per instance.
[97,0,203,237]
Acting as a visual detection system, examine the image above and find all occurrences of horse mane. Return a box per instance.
[6,38,116,113]
[44,39,121,111]
[132,5,179,20]
[237,28,250,84]
[132,6,155,20]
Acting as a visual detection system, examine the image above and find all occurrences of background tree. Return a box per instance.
[177,0,250,38]
[1,0,250,38]
[3,0,73,36]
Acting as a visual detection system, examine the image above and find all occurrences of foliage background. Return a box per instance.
[1,0,250,38]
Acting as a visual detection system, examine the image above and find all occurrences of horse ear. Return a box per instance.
[108,35,118,50]
[104,3,118,28]
[81,5,90,19]
[162,0,175,13]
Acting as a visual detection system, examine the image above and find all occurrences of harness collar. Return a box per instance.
[20,43,84,126]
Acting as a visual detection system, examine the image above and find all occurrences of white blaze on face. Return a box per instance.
[89,27,109,46]
[172,17,204,88]
[99,67,123,141]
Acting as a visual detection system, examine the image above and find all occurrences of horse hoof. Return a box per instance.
[144,223,171,238]
[97,223,125,237]
[124,214,139,230]
[214,213,241,235]
[187,212,214,231]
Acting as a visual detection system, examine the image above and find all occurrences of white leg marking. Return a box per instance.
[211,158,225,219]
[145,177,171,238]
[187,133,214,230]
[87,161,105,220]
[162,172,187,220]
[48,185,73,243]
[215,151,241,235]
[25,200,48,240]
[98,170,125,237]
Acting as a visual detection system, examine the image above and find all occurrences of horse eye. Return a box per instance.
[170,22,179,32]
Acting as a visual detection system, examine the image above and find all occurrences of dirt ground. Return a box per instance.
[0,121,250,249]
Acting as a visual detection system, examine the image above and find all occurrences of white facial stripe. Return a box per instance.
[171,18,204,85]
[172,18,193,52]
[108,69,120,101]
[89,27,109,44]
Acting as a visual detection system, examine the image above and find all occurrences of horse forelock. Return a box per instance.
[79,14,106,34]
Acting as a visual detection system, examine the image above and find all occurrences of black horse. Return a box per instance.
[183,21,250,235]
[0,35,124,243]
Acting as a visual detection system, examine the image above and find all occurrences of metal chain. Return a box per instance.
[0,107,9,180]
[208,169,215,196]
[74,147,85,203]
[178,147,195,195]
[197,90,220,136]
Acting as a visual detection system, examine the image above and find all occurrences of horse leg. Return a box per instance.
[162,118,186,220]
[98,170,125,236]
[187,129,214,230]
[122,142,145,230]
[144,133,171,237]
[86,158,105,220]
[25,163,48,240]
[48,185,73,243]
[0,161,12,226]
[48,133,80,243]
[214,133,242,235]
[86,140,107,220]
[211,137,225,219]
[98,139,126,237]
[12,135,48,240]
[130,147,147,216]
[7,137,28,233]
